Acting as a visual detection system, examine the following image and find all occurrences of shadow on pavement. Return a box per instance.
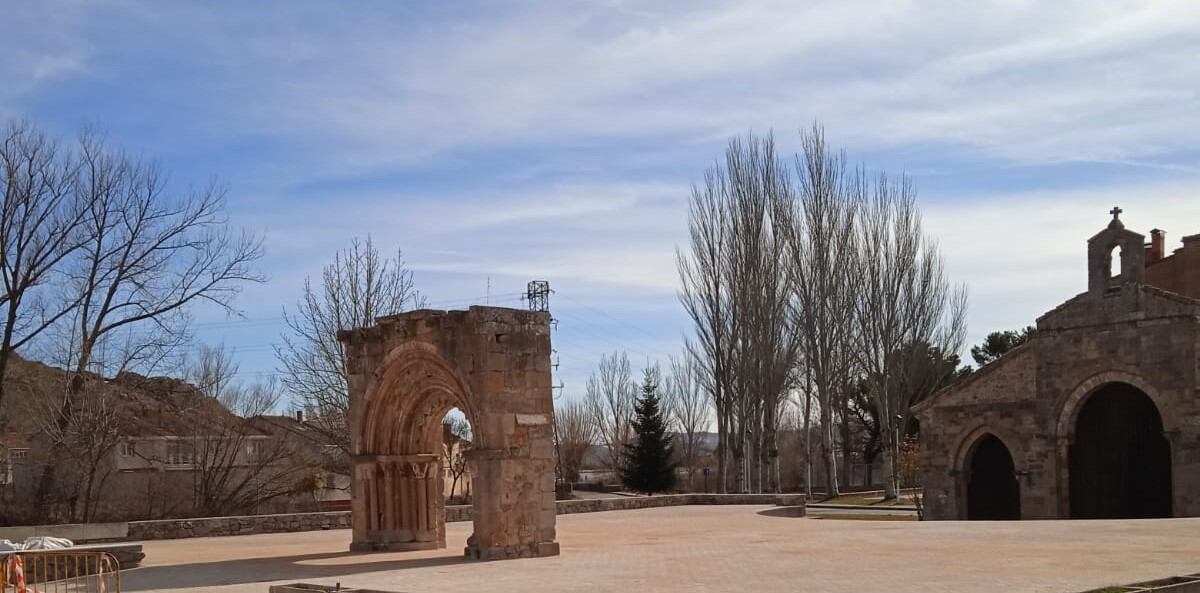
[120,550,470,591]
[755,506,806,518]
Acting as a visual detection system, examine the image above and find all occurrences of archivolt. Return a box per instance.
[359,345,476,456]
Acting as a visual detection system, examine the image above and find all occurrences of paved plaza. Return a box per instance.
[122,505,1200,593]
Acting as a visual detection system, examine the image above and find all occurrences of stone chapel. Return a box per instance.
[916,208,1200,520]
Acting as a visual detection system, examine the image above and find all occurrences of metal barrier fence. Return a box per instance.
[2,550,120,593]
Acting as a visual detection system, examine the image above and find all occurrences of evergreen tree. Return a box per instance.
[620,366,678,494]
[970,326,1036,366]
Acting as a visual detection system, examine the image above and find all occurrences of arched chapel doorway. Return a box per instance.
[1069,382,1172,519]
[965,434,1021,520]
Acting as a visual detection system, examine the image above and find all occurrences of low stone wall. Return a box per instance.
[127,511,350,541]
[126,494,803,541]
[0,522,128,542]
[444,493,802,524]
[556,493,804,516]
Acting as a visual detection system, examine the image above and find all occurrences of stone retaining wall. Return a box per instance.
[127,493,804,541]
[127,511,351,541]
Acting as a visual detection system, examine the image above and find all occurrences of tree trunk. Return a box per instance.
[820,397,839,498]
[839,392,854,489]
[716,409,728,494]
[881,429,899,500]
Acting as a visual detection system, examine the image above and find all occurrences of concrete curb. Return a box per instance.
[806,503,919,512]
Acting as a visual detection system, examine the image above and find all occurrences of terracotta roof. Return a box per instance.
[248,415,338,445]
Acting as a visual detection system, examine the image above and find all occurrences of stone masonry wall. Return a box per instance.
[126,494,804,541]
[918,284,1200,520]
[128,511,351,540]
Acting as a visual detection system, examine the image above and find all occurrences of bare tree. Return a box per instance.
[553,397,595,484]
[276,236,424,453]
[664,352,710,487]
[185,345,315,516]
[776,397,807,492]
[442,415,471,500]
[0,121,87,418]
[35,378,122,523]
[678,169,733,491]
[678,133,798,493]
[799,373,816,497]
[896,433,924,519]
[584,350,636,474]
[33,130,265,515]
[784,124,861,498]
[852,176,967,499]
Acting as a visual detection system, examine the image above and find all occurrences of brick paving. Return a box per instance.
[122,505,1200,593]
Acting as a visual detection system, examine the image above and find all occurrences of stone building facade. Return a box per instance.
[339,306,559,559]
[916,210,1200,520]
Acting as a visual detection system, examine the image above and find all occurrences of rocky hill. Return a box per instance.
[0,354,245,446]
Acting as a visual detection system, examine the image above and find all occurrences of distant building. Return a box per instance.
[0,359,348,523]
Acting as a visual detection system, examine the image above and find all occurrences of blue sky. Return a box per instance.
[4,1,1200,402]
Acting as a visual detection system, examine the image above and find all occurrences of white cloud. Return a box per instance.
[9,1,1198,177]
[176,0,1200,174]
[6,0,1200,380]
[924,180,1200,349]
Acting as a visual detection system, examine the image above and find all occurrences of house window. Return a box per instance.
[120,441,137,457]
[167,442,194,466]
[246,441,260,460]
[10,449,27,461]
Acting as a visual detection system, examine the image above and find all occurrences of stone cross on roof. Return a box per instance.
[1108,205,1124,229]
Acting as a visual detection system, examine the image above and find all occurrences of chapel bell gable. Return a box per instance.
[1088,206,1145,297]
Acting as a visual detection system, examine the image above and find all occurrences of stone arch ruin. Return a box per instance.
[339,307,560,560]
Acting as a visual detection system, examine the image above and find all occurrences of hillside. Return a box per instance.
[0,354,247,445]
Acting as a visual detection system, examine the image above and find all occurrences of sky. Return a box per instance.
[4,0,1200,405]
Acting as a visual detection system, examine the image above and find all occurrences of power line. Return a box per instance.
[551,309,675,361]
[554,291,668,342]
[189,292,526,329]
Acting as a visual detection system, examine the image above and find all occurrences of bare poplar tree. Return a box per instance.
[33,131,265,514]
[852,176,967,499]
[0,121,87,417]
[784,124,860,498]
[583,350,636,473]
[276,236,424,453]
[678,133,798,493]
[553,397,595,483]
[665,352,710,487]
[678,173,733,491]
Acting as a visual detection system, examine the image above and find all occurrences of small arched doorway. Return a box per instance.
[965,434,1020,520]
[1069,382,1172,519]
